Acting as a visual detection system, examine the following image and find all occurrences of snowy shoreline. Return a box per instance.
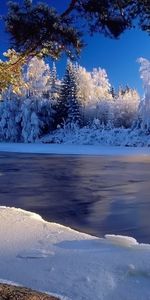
[1,206,150,300]
[1,142,150,156]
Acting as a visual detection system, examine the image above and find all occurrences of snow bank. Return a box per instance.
[0,142,150,156]
[1,207,150,300]
[105,234,139,247]
[41,127,150,147]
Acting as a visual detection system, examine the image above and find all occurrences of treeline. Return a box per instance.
[0,55,148,143]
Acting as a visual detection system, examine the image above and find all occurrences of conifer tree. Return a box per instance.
[50,62,60,104]
[2,0,150,92]
[56,61,81,127]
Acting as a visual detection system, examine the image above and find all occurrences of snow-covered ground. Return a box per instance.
[1,142,150,156]
[41,127,150,147]
[1,207,150,300]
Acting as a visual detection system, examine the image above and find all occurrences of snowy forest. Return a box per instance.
[0,53,150,145]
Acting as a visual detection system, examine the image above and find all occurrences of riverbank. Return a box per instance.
[0,142,150,156]
[0,283,60,300]
[41,127,150,147]
[1,207,150,300]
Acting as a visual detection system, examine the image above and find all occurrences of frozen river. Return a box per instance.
[0,152,150,243]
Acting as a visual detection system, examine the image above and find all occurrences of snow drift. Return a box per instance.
[1,207,150,300]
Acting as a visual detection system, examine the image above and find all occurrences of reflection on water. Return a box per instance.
[0,153,150,243]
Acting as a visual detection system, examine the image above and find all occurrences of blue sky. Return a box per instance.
[0,0,150,95]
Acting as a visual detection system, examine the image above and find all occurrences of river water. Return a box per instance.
[0,152,150,243]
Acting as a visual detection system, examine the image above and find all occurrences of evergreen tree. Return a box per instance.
[5,0,150,58]
[3,1,150,92]
[56,61,81,127]
[110,86,116,99]
[51,62,57,92]
[50,62,61,104]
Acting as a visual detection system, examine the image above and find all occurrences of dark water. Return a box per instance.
[0,152,150,243]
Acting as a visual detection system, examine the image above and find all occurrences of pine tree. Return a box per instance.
[110,86,116,99]
[51,62,57,97]
[49,62,61,104]
[3,0,150,93]
[56,61,81,127]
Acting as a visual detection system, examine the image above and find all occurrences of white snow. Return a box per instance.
[1,207,150,300]
[0,279,21,286]
[41,127,150,147]
[105,235,139,247]
[1,142,150,156]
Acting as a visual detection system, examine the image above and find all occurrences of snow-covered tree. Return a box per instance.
[76,66,94,105]
[21,98,40,143]
[50,62,58,101]
[46,62,62,105]
[76,65,113,125]
[76,66,112,105]
[138,57,150,131]
[25,57,51,97]
[21,96,54,142]
[56,61,81,127]
[91,68,113,125]
[91,67,112,100]
[0,98,22,142]
[20,57,56,141]
[113,88,139,128]
[74,66,93,125]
